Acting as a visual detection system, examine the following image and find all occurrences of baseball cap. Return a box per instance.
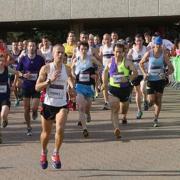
[154,36,162,45]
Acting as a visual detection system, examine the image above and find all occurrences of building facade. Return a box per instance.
[0,0,179,41]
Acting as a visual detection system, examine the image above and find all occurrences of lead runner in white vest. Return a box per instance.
[36,44,75,170]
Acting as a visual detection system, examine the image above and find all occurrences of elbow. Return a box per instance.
[35,84,40,92]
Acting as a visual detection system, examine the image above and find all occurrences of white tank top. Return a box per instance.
[101,45,114,67]
[41,46,53,63]
[131,46,147,75]
[44,63,68,107]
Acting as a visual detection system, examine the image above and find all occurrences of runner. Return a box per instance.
[18,41,23,52]
[140,36,174,127]
[88,34,101,98]
[36,44,75,169]
[99,33,114,110]
[72,31,89,59]
[0,53,19,143]
[103,43,137,138]
[128,34,148,119]
[94,35,101,48]
[71,42,102,137]
[144,31,152,46]
[63,31,77,66]
[40,36,53,63]
[111,32,119,46]
[10,41,22,106]
[16,39,45,136]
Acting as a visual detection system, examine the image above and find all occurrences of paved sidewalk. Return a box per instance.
[0,87,180,180]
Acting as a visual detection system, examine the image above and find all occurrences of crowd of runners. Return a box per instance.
[0,30,179,169]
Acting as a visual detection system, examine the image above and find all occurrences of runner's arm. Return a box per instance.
[92,57,102,69]
[71,58,77,79]
[35,65,49,92]
[126,49,133,60]
[8,66,16,75]
[139,51,150,76]
[125,60,138,81]
[102,63,110,90]
[164,53,174,75]
[65,65,75,89]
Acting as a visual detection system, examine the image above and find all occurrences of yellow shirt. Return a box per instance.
[63,43,76,57]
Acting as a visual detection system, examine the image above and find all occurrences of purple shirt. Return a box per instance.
[17,55,45,89]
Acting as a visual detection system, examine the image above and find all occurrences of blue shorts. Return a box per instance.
[76,84,94,97]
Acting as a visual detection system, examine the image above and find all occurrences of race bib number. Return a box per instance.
[149,69,161,75]
[113,74,125,84]
[0,85,7,93]
[29,73,38,81]
[79,73,90,82]
[48,84,65,99]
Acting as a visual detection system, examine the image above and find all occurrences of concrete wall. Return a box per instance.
[0,0,179,22]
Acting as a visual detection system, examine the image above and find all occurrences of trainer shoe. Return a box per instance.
[153,119,159,127]
[144,100,149,111]
[114,128,121,139]
[51,154,61,169]
[122,118,127,125]
[86,113,91,123]
[103,102,110,110]
[32,110,38,120]
[83,129,89,138]
[136,111,143,119]
[26,127,32,136]
[2,120,8,128]
[77,121,82,126]
[40,152,48,169]
[14,99,20,107]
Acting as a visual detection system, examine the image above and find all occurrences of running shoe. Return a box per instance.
[86,113,91,123]
[51,154,61,169]
[77,121,82,126]
[2,120,8,128]
[95,92,99,98]
[40,153,48,169]
[136,111,143,119]
[103,102,110,110]
[122,118,127,125]
[14,100,20,107]
[26,127,32,136]
[114,128,121,139]
[144,100,149,111]
[153,119,159,127]
[32,110,38,120]
[83,129,89,138]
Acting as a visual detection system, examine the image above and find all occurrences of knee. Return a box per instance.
[24,106,30,112]
[78,105,85,112]
[56,125,64,135]
[111,105,119,114]
[41,130,50,138]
